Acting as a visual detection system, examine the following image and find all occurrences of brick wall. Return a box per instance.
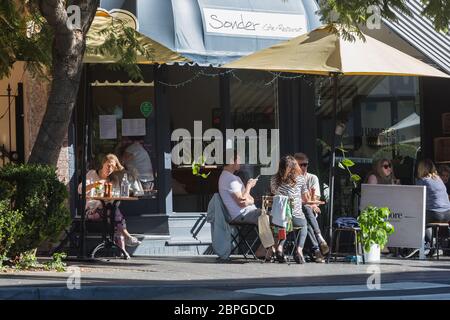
[24,72,70,185]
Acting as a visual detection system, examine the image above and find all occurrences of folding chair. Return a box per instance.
[216,194,261,260]
[427,222,450,260]
[229,220,260,260]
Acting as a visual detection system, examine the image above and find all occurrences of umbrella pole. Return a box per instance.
[327,74,339,262]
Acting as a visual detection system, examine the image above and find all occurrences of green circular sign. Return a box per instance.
[140,101,153,118]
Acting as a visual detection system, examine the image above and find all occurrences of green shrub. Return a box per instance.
[0,164,71,257]
[0,200,23,266]
[44,252,67,272]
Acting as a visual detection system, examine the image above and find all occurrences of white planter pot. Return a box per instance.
[364,244,380,263]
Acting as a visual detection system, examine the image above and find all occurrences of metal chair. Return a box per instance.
[427,222,450,260]
[229,220,260,260]
[215,194,261,261]
[328,225,365,265]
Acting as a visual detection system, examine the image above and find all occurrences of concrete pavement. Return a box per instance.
[1,255,450,299]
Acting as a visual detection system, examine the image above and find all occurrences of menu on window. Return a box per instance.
[122,118,146,136]
[99,115,117,140]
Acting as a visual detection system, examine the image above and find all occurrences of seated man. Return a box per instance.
[121,136,155,191]
[294,153,329,263]
[218,151,261,225]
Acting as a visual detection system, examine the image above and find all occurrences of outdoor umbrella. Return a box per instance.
[84,10,190,65]
[223,25,450,258]
[76,11,190,259]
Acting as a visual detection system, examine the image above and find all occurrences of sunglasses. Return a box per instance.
[299,163,309,167]
[383,164,392,169]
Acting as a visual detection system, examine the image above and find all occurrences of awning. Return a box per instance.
[222,25,450,78]
[383,0,450,74]
[100,0,322,66]
[84,10,190,64]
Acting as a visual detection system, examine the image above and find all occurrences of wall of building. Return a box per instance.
[0,62,23,163]
[0,63,70,184]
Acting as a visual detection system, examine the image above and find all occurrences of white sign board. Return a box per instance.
[99,115,117,140]
[202,8,307,39]
[122,119,146,137]
[360,184,426,257]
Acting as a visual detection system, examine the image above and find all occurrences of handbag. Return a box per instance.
[258,209,275,248]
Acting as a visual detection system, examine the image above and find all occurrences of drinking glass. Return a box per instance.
[112,186,120,197]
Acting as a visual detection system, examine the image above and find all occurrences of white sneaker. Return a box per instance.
[126,236,141,247]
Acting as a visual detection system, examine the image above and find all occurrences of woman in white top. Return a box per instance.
[78,154,140,258]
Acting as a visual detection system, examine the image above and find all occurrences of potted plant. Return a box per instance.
[357,206,395,262]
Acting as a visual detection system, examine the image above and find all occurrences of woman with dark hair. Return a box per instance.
[416,159,450,252]
[270,156,309,264]
[367,158,399,185]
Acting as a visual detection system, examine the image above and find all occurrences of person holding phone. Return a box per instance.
[218,151,261,225]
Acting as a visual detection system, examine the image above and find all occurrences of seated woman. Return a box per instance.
[416,159,450,255]
[366,158,400,185]
[270,155,309,264]
[78,154,141,259]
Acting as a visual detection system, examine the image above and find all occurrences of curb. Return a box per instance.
[0,285,173,300]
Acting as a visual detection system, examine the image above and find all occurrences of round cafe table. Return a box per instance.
[87,196,138,260]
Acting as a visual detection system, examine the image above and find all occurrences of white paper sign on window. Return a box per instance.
[122,118,146,136]
[99,115,117,140]
[202,8,307,39]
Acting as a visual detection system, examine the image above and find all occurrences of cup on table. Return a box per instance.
[112,186,120,197]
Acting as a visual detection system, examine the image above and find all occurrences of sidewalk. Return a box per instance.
[1,255,449,299]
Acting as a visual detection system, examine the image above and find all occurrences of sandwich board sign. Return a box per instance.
[360,184,426,259]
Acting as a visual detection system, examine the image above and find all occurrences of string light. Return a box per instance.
[155,68,317,89]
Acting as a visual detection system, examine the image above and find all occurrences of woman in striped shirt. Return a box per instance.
[271,155,309,264]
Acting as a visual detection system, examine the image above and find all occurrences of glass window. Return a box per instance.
[230,70,280,204]
[89,82,158,215]
[315,76,421,215]
[169,68,280,212]
[169,66,221,212]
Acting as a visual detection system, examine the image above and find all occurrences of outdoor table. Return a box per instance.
[87,196,138,260]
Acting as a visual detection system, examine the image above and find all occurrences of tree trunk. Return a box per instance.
[28,0,98,166]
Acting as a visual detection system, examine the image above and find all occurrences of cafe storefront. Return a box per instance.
[70,0,450,255]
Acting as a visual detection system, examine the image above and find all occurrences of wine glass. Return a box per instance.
[140,175,153,195]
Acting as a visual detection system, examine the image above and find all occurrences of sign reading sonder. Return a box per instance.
[360,184,426,256]
[202,8,307,38]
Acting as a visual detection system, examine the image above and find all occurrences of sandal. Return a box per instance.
[276,251,286,263]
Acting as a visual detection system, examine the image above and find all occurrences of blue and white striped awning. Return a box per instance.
[383,0,450,74]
